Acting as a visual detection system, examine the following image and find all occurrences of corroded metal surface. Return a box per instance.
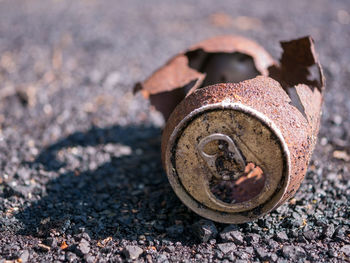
[134,35,275,120]
[136,35,325,223]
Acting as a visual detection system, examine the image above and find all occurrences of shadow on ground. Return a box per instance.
[15,124,197,243]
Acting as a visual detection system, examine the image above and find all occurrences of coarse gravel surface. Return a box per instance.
[0,0,349,262]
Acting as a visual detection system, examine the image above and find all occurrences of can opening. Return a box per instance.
[210,162,266,204]
[186,50,260,90]
[148,51,261,120]
[200,138,266,204]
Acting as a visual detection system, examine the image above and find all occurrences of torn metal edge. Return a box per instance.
[134,35,276,120]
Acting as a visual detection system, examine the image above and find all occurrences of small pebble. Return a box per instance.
[220,226,243,245]
[340,245,350,257]
[255,247,268,260]
[192,219,218,242]
[76,238,90,255]
[123,245,143,260]
[19,250,29,263]
[275,231,289,242]
[217,243,236,254]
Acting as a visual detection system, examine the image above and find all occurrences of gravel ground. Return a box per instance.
[0,0,349,262]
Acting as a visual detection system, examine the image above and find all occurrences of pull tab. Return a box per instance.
[197,134,246,180]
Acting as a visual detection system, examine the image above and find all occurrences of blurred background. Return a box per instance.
[0,0,349,262]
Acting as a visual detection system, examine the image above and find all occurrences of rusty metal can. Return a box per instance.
[135,35,325,223]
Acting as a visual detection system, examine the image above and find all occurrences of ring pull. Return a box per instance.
[197,133,246,180]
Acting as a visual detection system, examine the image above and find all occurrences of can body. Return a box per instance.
[135,35,324,223]
[161,76,322,223]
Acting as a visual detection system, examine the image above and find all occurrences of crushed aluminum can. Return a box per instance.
[135,35,325,223]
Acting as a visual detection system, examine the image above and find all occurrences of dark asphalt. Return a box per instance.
[0,0,349,262]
